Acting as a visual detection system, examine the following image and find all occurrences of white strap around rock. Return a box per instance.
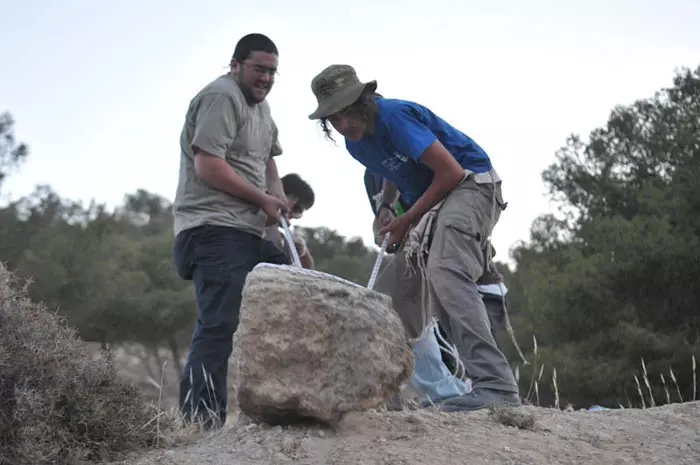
[279,213,302,268]
[367,232,390,290]
[253,263,367,290]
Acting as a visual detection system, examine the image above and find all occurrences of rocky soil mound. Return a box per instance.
[112,401,700,465]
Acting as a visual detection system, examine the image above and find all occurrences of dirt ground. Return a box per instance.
[111,400,700,465]
[96,343,700,465]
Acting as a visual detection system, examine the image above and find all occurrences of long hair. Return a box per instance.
[319,90,382,143]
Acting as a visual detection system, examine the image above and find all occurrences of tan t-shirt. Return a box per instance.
[172,74,282,238]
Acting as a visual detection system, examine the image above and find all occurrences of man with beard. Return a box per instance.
[172,33,289,428]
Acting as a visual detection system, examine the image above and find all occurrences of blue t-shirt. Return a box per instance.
[346,96,493,205]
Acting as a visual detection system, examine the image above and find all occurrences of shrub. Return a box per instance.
[0,263,167,465]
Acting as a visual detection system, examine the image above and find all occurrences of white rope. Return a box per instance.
[367,232,390,290]
[279,213,302,268]
[253,262,367,290]
[431,317,467,380]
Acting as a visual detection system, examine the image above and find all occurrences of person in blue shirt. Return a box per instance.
[365,168,471,408]
[308,64,520,412]
[364,168,515,410]
[364,168,511,345]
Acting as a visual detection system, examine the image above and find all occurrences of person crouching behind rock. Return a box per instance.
[263,173,316,269]
[308,64,521,412]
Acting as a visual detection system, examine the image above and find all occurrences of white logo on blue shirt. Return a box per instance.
[392,151,409,162]
[380,151,409,172]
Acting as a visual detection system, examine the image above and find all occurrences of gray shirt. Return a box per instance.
[173,73,282,237]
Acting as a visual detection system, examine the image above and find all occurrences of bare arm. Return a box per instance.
[194,150,269,208]
[300,250,315,269]
[189,92,278,209]
[380,178,400,206]
[285,235,315,269]
[402,140,465,225]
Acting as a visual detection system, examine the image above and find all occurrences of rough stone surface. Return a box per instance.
[232,263,414,426]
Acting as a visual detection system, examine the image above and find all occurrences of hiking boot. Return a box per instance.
[439,388,521,413]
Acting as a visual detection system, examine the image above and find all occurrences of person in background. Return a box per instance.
[309,64,520,412]
[171,33,289,429]
[264,173,316,269]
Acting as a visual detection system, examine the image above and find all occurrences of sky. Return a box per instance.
[2,0,699,265]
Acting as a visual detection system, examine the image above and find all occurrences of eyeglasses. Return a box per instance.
[238,59,279,78]
[289,203,305,219]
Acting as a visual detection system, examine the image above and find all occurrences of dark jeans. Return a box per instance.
[172,224,290,427]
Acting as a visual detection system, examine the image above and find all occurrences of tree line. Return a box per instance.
[1,64,699,409]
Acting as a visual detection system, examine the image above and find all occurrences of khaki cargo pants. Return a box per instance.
[374,176,519,394]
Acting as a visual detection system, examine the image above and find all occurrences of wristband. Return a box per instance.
[394,200,405,216]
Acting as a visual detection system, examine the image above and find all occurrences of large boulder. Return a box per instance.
[232,263,414,425]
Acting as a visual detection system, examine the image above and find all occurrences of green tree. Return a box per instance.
[506,65,700,408]
[0,111,28,191]
[0,112,30,269]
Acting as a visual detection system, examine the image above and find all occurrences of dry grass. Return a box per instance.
[514,333,698,411]
[634,356,698,408]
[0,263,180,465]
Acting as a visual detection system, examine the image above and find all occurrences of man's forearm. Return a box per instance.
[265,157,285,200]
[402,140,465,226]
[380,179,399,206]
[404,171,462,225]
[194,151,268,207]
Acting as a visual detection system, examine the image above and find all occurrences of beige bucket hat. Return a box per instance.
[308,64,377,120]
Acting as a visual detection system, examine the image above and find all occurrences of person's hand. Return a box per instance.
[261,194,289,227]
[273,191,291,220]
[372,205,396,247]
[274,192,289,211]
[292,236,308,258]
[378,214,412,254]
